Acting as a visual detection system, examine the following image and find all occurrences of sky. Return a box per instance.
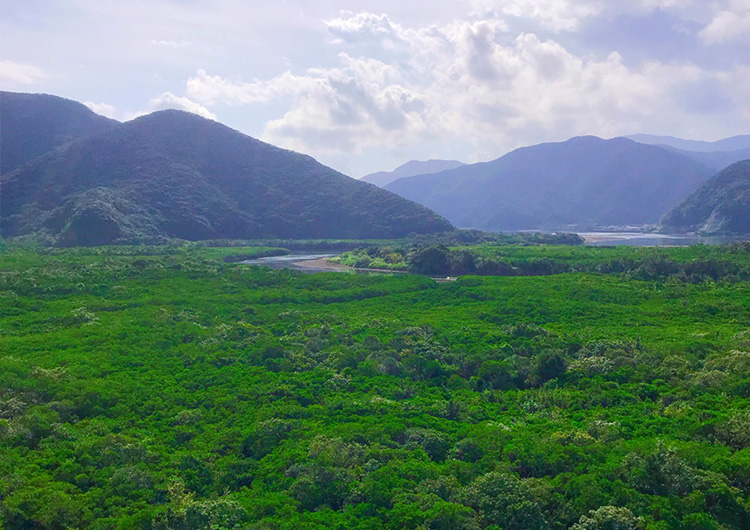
[1,1,750,178]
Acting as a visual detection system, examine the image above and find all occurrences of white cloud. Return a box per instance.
[0,60,44,84]
[186,69,318,105]
[150,39,192,48]
[164,7,750,172]
[699,0,750,42]
[180,9,744,161]
[468,0,696,32]
[481,0,602,32]
[126,92,216,121]
[326,11,398,42]
[84,101,118,119]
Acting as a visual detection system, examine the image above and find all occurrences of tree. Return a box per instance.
[571,506,641,530]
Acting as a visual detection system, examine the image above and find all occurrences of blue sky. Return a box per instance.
[2,0,749,177]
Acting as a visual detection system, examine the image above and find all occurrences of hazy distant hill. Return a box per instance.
[626,133,750,172]
[627,133,750,153]
[386,136,714,231]
[361,159,464,187]
[660,160,750,234]
[0,91,117,174]
[656,146,750,172]
[1,98,452,245]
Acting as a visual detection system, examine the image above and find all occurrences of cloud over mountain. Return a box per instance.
[2,1,749,176]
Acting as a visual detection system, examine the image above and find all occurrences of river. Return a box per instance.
[579,232,746,246]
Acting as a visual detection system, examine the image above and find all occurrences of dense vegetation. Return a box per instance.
[334,241,750,280]
[0,92,451,245]
[386,136,713,231]
[2,243,750,529]
[661,160,750,235]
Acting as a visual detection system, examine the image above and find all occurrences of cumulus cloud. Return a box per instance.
[125,92,216,121]
[700,0,750,43]
[0,60,44,84]
[84,101,118,119]
[146,92,216,119]
[186,69,318,105]
[184,9,743,158]
[469,0,695,32]
[477,0,601,32]
[170,6,746,169]
[326,11,398,43]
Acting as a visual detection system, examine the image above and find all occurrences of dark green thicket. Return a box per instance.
[335,241,750,280]
[1,244,750,529]
[1,94,452,244]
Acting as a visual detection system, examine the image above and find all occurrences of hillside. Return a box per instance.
[660,159,750,234]
[1,104,452,244]
[386,136,714,231]
[361,159,464,187]
[0,91,117,174]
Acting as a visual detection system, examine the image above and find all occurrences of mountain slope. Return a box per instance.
[0,91,118,174]
[1,108,452,244]
[386,136,714,231]
[660,160,750,234]
[362,159,465,187]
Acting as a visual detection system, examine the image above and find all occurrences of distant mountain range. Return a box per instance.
[627,133,750,153]
[661,160,750,235]
[0,92,452,245]
[626,134,750,171]
[361,159,465,187]
[386,136,715,232]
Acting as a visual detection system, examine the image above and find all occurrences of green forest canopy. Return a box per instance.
[1,243,750,529]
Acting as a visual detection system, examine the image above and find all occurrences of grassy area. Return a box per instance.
[1,244,749,529]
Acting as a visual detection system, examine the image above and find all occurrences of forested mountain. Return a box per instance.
[362,159,465,187]
[386,136,714,231]
[0,91,117,174]
[660,159,750,234]
[0,96,452,244]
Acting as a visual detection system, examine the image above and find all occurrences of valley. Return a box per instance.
[2,88,750,530]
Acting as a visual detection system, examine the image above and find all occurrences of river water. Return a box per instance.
[240,234,749,273]
[579,232,746,246]
[240,253,342,273]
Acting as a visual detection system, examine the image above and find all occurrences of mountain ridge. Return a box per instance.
[361,159,465,187]
[386,136,714,231]
[1,95,452,244]
[626,133,750,153]
[0,91,118,174]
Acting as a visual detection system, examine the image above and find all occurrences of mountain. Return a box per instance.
[660,160,750,235]
[658,146,750,172]
[361,159,464,187]
[626,133,750,172]
[385,136,714,231]
[627,133,750,153]
[1,100,452,245]
[0,91,118,174]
